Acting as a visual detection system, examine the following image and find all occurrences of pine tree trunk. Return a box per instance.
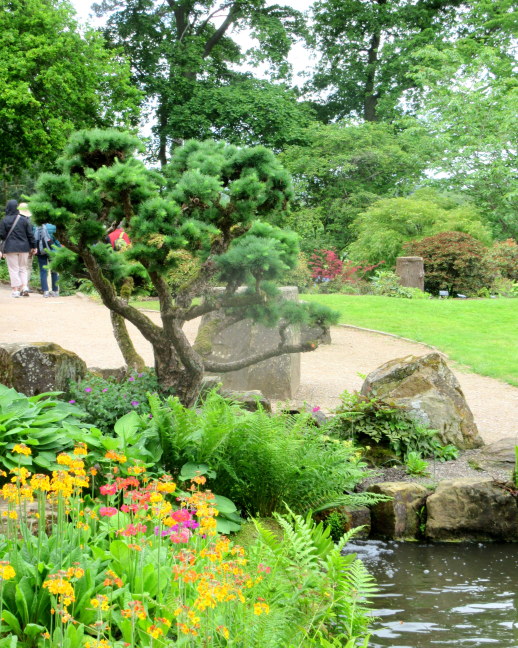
[153,343,204,407]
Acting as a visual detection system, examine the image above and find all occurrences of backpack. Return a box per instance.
[35,225,52,255]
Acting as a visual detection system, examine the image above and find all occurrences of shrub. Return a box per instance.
[0,384,90,473]
[145,390,380,517]
[491,276,518,297]
[66,370,161,433]
[484,238,518,281]
[283,251,313,290]
[308,249,343,282]
[403,231,492,295]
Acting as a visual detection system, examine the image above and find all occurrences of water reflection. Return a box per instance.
[344,541,518,648]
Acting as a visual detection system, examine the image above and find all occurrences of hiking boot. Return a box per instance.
[50,291,59,297]
[43,291,50,298]
[11,290,20,298]
[21,288,30,297]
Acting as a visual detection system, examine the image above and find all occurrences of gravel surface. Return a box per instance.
[0,284,516,447]
[357,448,514,490]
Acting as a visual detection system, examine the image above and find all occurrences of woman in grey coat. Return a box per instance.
[0,200,37,297]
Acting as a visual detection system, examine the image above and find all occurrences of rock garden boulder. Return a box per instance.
[0,342,86,396]
[368,482,430,540]
[361,352,483,449]
[425,478,518,542]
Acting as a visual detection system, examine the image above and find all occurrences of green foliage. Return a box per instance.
[490,277,518,298]
[97,0,309,159]
[404,452,430,477]
[404,231,492,295]
[309,0,467,122]
[66,371,160,434]
[145,390,376,517]
[0,466,376,647]
[410,15,518,239]
[282,251,313,291]
[280,120,431,251]
[252,511,376,644]
[348,189,492,266]
[370,270,429,299]
[329,390,445,461]
[433,444,459,462]
[0,384,89,473]
[30,129,336,403]
[0,0,139,177]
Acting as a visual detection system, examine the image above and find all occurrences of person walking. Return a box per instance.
[18,203,35,290]
[34,223,60,297]
[0,200,37,297]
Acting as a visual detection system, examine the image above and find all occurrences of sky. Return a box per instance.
[71,0,313,22]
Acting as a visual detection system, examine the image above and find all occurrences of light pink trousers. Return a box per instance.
[5,252,29,289]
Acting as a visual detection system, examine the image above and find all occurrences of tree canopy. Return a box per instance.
[280,120,433,251]
[95,0,310,163]
[308,0,466,122]
[348,189,493,266]
[0,0,140,180]
[30,129,337,405]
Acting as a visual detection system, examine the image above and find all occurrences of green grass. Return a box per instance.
[301,295,518,387]
[130,299,160,310]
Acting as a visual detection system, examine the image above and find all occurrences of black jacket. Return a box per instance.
[0,214,36,253]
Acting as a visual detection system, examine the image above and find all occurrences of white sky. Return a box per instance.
[70,0,313,21]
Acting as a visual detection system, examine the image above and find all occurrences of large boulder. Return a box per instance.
[361,352,483,449]
[0,342,86,396]
[425,478,518,542]
[368,482,430,540]
[195,286,301,399]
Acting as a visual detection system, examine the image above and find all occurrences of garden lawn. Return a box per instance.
[301,295,518,387]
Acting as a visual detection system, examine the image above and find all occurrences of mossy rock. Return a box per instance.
[0,342,87,396]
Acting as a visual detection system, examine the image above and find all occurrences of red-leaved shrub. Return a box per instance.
[483,239,518,282]
[403,231,491,295]
[308,249,343,282]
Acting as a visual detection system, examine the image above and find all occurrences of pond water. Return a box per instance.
[345,540,518,648]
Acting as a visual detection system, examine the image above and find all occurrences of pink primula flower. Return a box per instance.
[99,506,118,517]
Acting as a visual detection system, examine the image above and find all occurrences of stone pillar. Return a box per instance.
[195,287,300,399]
[396,256,424,290]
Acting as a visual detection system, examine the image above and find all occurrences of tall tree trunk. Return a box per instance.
[157,100,169,167]
[364,30,381,122]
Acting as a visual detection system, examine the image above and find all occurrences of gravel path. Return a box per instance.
[1,285,516,446]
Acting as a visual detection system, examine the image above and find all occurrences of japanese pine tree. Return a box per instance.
[30,129,336,405]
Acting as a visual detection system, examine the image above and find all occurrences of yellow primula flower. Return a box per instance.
[12,443,32,455]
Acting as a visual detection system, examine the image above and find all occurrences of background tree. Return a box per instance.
[30,129,337,405]
[347,189,492,266]
[409,5,518,239]
[94,0,310,163]
[0,0,140,190]
[308,0,465,122]
[280,120,432,252]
